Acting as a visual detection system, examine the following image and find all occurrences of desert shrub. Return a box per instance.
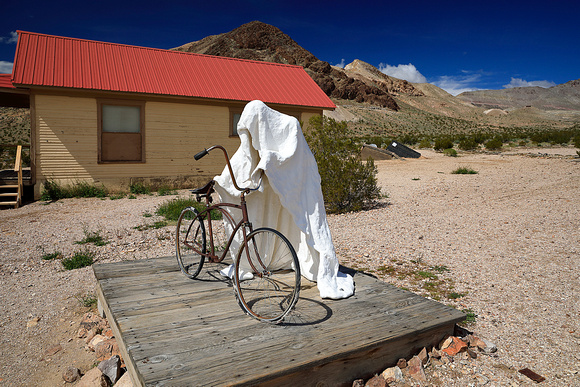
[305,116,381,213]
[130,182,151,195]
[418,138,432,149]
[62,249,95,270]
[41,180,67,201]
[41,180,107,200]
[485,137,503,150]
[452,166,478,174]
[433,137,454,151]
[68,181,108,198]
[156,197,222,221]
[574,136,580,149]
[443,148,457,157]
[458,136,478,151]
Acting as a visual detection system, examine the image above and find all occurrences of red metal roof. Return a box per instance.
[0,74,15,89]
[11,31,335,109]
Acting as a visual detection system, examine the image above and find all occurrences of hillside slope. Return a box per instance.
[457,79,580,110]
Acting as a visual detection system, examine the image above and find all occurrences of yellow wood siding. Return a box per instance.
[33,94,324,198]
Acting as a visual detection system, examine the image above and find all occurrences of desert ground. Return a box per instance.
[0,147,578,386]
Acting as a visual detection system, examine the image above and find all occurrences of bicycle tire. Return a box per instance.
[176,207,206,279]
[233,227,300,323]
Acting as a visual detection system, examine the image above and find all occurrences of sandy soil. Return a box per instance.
[0,146,578,386]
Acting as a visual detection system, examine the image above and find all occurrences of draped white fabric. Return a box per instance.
[214,100,354,299]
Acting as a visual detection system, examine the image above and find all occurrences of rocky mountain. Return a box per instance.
[173,21,423,111]
[456,79,580,110]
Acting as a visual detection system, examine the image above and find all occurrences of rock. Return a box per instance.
[430,347,441,359]
[95,338,120,362]
[102,328,114,339]
[418,347,429,365]
[441,337,468,356]
[479,338,497,354]
[381,366,403,383]
[407,355,426,381]
[85,328,98,344]
[364,374,388,387]
[98,355,121,385]
[79,312,109,335]
[44,343,62,356]
[89,334,106,351]
[396,358,407,369]
[77,367,110,387]
[26,316,41,328]
[440,335,453,350]
[352,379,365,387]
[467,347,478,359]
[62,366,82,383]
[113,371,134,387]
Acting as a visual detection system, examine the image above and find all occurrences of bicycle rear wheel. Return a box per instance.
[234,228,300,323]
[176,207,206,278]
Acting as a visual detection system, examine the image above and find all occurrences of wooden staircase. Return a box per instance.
[0,145,23,208]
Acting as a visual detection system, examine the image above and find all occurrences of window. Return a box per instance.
[98,101,144,162]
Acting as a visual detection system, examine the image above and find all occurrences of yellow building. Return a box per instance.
[8,31,335,198]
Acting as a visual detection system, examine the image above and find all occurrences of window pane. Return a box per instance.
[102,105,140,133]
[232,113,241,136]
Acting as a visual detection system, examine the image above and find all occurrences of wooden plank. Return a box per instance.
[95,256,465,386]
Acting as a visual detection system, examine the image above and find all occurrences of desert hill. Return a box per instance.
[173,21,404,110]
[456,79,580,111]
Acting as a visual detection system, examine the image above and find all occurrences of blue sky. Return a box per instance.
[1,0,578,95]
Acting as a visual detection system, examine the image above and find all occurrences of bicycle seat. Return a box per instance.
[191,180,215,196]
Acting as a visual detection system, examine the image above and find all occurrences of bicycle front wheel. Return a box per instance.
[234,228,300,323]
[176,207,206,279]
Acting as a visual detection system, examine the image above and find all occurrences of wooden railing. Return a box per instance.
[0,144,27,208]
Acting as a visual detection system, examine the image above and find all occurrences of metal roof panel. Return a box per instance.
[12,31,335,109]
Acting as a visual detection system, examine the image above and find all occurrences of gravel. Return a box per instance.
[1,147,579,386]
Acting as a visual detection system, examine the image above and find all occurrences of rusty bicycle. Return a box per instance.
[175,145,300,323]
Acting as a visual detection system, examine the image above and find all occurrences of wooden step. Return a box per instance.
[0,192,17,197]
[0,201,18,206]
[0,185,18,189]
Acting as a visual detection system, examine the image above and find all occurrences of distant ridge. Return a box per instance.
[456,79,580,110]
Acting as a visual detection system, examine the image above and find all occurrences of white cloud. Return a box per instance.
[431,74,483,96]
[333,58,346,68]
[503,77,556,89]
[0,61,13,74]
[378,63,427,83]
[0,31,18,44]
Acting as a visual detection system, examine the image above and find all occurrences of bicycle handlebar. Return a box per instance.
[195,145,262,193]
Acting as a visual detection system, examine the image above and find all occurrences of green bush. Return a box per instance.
[573,135,580,149]
[452,166,478,175]
[62,249,95,270]
[305,116,381,213]
[41,180,107,201]
[156,197,222,221]
[433,137,454,151]
[418,138,432,149]
[130,182,151,195]
[485,138,503,150]
[458,137,478,151]
[443,148,457,157]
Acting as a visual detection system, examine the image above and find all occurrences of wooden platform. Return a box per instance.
[93,256,465,386]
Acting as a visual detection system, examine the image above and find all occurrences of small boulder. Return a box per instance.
[407,356,426,381]
[381,366,403,383]
[98,355,122,384]
[62,366,82,383]
[396,358,407,369]
[441,337,468,356]
[76,367,110,387]
[364,374,388,387]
